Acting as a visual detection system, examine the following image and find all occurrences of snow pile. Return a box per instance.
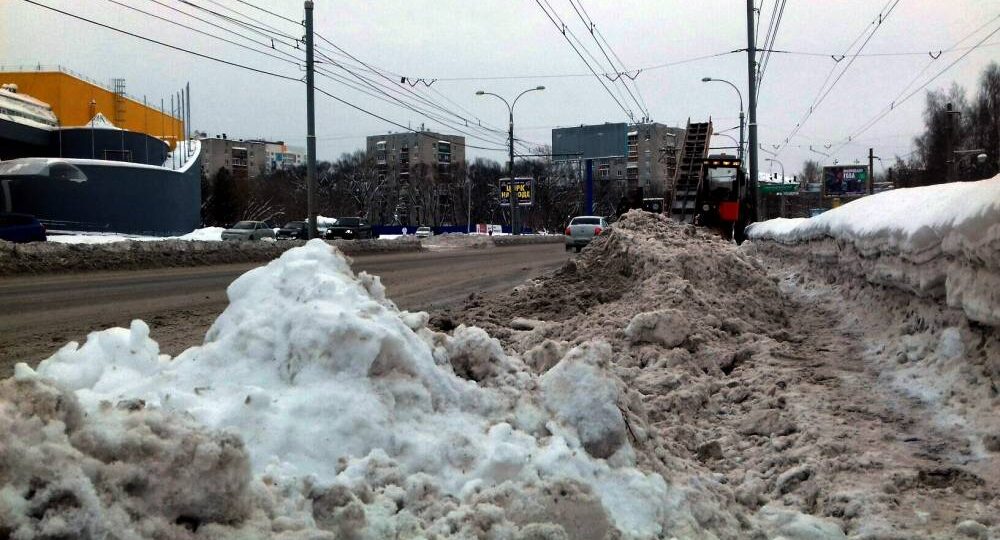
[747,176,1000,326]
[173,226,225,241]
[10,239,682,537]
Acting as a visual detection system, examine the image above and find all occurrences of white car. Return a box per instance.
[565,215,607,252]
[415,226,433,238]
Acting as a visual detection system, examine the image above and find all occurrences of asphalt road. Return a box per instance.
[0,242,568,376]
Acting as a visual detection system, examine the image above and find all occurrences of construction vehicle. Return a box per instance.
[669,120,756,241]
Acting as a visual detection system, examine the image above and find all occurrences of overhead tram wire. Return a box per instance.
[312,86,506,152]
[775,0,900,154]
[311,48,518,150]
[20,0,302,81]
[20,0,508,157]
[562,20,636,120]
[232,0,303,27]
[828,18,1000,160]
[312,62,513,149]
[534,0,634,121]
[567,0,648,119]
[184,0,301,43]
[309,32,536,151]
[106,0,302,68]
[755,0,786,97]
[144,0,300,53]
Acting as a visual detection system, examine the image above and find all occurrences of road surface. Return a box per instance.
[0,242,568,376]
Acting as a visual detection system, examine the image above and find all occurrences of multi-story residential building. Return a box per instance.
[366,131,466,226]
[247,139,304,172]
[551,122,684,196]
[198,135,267,179]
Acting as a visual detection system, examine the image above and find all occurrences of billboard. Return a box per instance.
[552,123,628,161]
[823,165,868,197]
[499,177,533,206]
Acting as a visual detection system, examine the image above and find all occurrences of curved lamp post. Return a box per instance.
[702,77,744,161]
[476,86,545,235]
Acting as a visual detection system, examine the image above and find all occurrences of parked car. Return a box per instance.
[0,213,46,243]
[276,221,309,240]
[415,226,433,238]
[221,220,275,241]
[564,215,608,252]
[324,217,376,240]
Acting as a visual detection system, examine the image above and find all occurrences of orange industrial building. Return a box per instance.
[1,66,184,148]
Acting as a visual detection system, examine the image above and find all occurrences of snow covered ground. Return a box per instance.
[5,206,997,538]
[748,175,1000,326]
[48,226,225,244]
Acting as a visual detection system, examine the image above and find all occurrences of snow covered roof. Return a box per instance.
[84,112,121,130]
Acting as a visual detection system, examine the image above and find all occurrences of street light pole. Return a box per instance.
[701,77,744,161]
[477,86,545,235]
[765,158,785,217]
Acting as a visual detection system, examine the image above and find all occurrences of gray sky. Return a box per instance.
[3,0,997,173]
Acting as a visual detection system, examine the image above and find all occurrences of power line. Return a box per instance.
[232,0,302,27]
[20,0,302,82]
[313,86,506,152]
[756,0,787,97]
[828,18,1000,160]
[312,47,517,149]
[535,0,634,120]
[567,0,648,119]
[403,49,742,82]
[19,0,507,156]
[775,0,900,154]
[107,0,302,68]
[186,0,301,42]
[311,31,536,151]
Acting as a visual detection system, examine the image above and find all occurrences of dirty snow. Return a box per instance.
[6,206,999,539]
[10,239,676,538]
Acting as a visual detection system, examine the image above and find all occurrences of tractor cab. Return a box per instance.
[699,155,753,240]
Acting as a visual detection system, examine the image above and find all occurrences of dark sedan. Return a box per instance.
[324,217,377,240]
[276,221,309,240]
[0,213,46,243]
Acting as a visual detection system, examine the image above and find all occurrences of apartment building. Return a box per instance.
[199,135,266,179]
[365,131,466,226]
[551,122,684,196]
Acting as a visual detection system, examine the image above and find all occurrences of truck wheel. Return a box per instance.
[574,246,582,253]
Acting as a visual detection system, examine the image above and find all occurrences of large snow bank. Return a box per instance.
[19,240,676,537]
[747,176,1000,325]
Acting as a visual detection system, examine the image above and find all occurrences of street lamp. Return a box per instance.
[702,77,744,161]
[476,85,545,235]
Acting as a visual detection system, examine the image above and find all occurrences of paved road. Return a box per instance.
[0,243,568,375]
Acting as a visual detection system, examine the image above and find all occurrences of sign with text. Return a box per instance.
[499,177,534,206]
[823,165,868,197]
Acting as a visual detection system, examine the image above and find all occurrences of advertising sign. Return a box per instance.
[823,165,868,197]
[499,177,533,206]
[552,123,628,161]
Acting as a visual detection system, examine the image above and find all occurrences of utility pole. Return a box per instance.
[305,1,318,239]
[508,109,517,234]
[746,0,760,222]
[868,147,874,195]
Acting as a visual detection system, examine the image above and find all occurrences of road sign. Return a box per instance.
[499,177,533,206]
[823,165,868,197]
[758,183,798,194]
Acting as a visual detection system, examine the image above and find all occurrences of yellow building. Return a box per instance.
[1,66,184,148]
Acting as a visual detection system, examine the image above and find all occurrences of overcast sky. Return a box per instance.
[3,0,997,173]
